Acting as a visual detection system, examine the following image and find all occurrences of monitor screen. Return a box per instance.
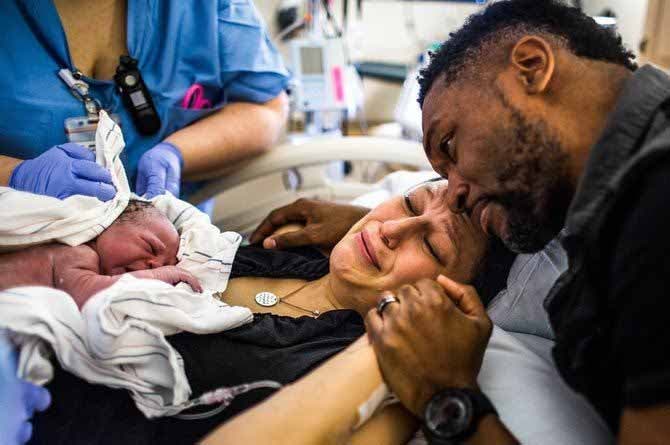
[300,46,325,75]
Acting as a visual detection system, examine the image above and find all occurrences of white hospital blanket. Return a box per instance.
[0,111,253,417]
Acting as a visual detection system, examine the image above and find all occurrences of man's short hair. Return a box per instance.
[417,0,637,107]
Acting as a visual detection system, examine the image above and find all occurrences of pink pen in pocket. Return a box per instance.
[181,84,212,110]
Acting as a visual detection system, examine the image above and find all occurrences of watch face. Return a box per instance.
[425,391,473,438]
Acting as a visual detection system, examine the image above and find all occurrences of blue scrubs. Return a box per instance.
[0,0,289,190]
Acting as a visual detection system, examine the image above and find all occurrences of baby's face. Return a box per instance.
[94,213,179,275]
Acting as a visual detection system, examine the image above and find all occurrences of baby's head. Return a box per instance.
[93,201,180,275]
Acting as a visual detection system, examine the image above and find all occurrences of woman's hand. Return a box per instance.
[135,142,183,198]
[8,143,116,201]
[249,198,369,249]
[130,265,203,292]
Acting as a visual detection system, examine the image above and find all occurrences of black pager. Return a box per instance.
[114,55,161,135]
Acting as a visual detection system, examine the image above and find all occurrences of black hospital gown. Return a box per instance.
[29,247,365,445]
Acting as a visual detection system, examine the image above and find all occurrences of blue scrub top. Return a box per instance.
[0,0,289,188]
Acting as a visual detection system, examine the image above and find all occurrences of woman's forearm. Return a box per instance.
[201,337,397,445]
[0,155,23,186]
[168,92,289,181]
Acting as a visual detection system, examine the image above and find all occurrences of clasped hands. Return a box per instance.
[366,276,492,417]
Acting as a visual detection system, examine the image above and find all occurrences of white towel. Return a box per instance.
[0,111,253,417]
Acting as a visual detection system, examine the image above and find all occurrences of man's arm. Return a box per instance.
[619,406,670,445]
[249,199,370,249]
[365,278,519,444]
[607,160,670,443]
[167,92,289,182]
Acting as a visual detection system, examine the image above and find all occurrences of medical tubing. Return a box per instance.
[174,380,282,420]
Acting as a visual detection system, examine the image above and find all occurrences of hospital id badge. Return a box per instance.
[64,114,121,150]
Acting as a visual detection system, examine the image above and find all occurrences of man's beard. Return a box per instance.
[492,95,575,253]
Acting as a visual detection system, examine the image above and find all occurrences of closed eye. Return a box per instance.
[440,134,456,163]
[404,194,442,263]
[424,237,441,263]
[403,194,416,215]
[144,239,157,256]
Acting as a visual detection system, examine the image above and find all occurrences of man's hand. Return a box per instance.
[249,198,369,249]
[365,276,492,417]
[131,266,203,293]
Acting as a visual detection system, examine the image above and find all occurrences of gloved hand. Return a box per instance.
[9,143,116,201]
[0,333,52,445]
[135,142,183,199]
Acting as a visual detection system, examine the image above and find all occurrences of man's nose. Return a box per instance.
[381,217,429,249]
[446,176,469,214]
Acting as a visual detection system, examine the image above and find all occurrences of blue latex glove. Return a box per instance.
[135,142,184,199]
[0,332,51,445]
[9,143,116,201]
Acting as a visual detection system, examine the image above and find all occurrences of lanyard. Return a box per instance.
[18,0,102,118]
[58,69,102,119]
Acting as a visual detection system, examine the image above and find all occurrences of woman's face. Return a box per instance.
[329,181,488,302]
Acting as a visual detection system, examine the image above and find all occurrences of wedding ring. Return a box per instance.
[377,293,399,315]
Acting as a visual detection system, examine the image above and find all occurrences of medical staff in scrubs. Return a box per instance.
[0,0,289,201]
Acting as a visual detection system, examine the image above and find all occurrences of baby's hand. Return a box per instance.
[131,266,203,293]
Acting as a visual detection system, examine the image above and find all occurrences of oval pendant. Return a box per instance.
[255,291,279,307]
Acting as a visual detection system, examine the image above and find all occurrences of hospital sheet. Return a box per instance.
[0,111,253,418]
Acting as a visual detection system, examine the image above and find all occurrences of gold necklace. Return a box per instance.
[254,281,322,318]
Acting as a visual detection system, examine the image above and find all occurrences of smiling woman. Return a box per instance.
[326,179,488,314]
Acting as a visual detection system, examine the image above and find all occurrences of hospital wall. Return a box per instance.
[255,0,649,123]
[583,0,649,57]
[255,0,482,122]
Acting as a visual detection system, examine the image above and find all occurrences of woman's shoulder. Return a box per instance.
[231,245,329,281]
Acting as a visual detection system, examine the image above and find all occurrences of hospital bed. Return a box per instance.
[193,138,614,444]
[189,136,431,234]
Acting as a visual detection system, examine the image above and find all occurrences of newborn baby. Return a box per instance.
[0,201,202,309]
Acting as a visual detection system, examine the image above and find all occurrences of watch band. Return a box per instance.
[422,388,497,445]
[464,388,497,423]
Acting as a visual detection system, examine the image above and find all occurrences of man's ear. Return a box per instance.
[510,35,555,94]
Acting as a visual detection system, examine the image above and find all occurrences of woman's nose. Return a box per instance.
[381,217,429,249]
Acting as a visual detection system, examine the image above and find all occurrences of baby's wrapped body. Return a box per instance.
[0,201,202,308]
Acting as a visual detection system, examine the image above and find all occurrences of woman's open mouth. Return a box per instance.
[355,230,381,269]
